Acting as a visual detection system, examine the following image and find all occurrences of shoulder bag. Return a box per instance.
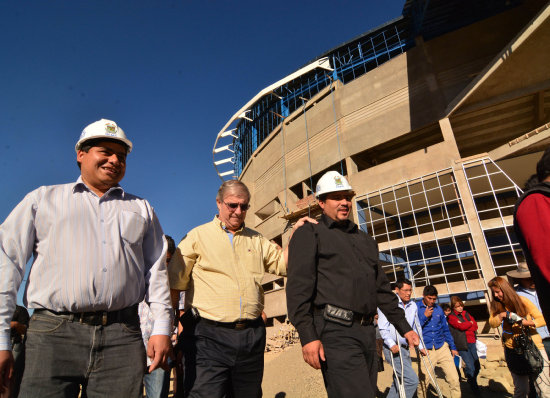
[505,324,544,376]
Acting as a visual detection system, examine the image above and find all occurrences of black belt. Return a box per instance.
[314,306,374,326]
[200,316,263,330]
[34,305,138,326]
[353,312,375,326]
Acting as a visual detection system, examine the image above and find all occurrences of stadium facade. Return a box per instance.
[213,0,550,330]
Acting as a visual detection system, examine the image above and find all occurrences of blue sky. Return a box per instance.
[1,1,404,302]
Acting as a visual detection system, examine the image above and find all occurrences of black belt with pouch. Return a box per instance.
[321,304,374,327]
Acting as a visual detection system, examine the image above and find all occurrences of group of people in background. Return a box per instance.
[1,118,550,398]
[378,281,475,398]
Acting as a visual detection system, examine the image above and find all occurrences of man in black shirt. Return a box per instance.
[286,171,419,397]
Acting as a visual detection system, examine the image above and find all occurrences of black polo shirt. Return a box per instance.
[286,214,411,346]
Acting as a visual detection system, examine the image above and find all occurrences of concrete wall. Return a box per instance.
[233,1,550,322]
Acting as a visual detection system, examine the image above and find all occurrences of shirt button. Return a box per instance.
[102,268,107,272]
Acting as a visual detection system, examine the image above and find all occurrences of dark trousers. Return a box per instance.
[184,319,266,398]
[459,342,480,380]
[19,311,145,398]
[11,341,25,398]
[315,315,378,398]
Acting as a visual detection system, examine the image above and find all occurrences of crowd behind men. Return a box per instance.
[1,119,550,398]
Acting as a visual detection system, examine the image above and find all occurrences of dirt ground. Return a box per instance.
[262,338,516,398]
[161,336,515,397]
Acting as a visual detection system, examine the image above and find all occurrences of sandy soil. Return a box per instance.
[262,340,516,398]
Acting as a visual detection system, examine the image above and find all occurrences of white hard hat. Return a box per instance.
[315,171,354,198]
[75,119,133,153]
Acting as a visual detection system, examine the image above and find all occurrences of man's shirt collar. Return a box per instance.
[321,214,357,232]
[72,176,124,198]
[397,295,413,309]
[214,215,245,234]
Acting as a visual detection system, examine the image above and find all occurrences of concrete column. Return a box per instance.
[345,156,358,175]
[440,118,496,289]
[452,163,497,285]
[439,117,461,158]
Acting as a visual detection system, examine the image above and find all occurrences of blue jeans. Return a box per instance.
[383,345,419,398]
[19,311,146,398]
[143,367,170,398]
[459,342,480,380]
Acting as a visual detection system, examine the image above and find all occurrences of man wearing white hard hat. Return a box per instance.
[286,171,420,397]
[0,119,173,397]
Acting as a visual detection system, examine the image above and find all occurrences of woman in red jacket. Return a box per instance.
[448,296,480,394]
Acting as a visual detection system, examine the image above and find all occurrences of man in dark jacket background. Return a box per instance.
[286,171,419,398]
[514,147,550,326]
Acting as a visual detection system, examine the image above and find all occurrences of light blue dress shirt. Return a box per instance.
[378,295,425,350]
[516,286,550,340]
[0,177,172,350]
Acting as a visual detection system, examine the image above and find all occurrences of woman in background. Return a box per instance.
[488,276,550,397]
[447,296,480,394]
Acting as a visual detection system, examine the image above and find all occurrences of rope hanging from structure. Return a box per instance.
[302,98,314,218]
[270,109,289,213]
[328,76,345,176]
[280,115,288,212]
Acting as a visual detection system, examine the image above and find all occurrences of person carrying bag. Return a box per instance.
[447,296,480,394]
[488,277,550,397]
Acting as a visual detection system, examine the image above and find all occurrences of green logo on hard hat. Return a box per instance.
[105,123,117,136]
[334,176,344,187]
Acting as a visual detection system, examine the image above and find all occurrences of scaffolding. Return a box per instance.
[355,157,523,297]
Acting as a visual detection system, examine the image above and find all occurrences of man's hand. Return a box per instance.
[390,345,400,354]
[284,217,319,266]
[403,330,419,347]
[293,216,318,231]
[10,322,27,336]
[451,350,459,357]
[420,348,427,356]
[147,334,173,372]
[424,306,434,318]
[302,340,325,370]
[0,350,13,395]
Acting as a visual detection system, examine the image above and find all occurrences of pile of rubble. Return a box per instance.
[478,349,513,393]
[265,320,300,353]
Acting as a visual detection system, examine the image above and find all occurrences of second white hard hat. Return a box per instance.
[315,171,354,198]
[75,119,133,153]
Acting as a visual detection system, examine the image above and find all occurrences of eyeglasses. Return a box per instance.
[224,201,250,211]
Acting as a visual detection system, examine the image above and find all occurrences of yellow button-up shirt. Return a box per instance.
[168,217,287,322]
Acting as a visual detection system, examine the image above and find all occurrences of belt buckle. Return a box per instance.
[235,322,246,330]
[360,315,372,326]
[102,312,108,326]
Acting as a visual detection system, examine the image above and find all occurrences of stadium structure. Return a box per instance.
[212,0,550,330]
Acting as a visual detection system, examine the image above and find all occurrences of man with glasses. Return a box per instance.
[378,278,426,398]
[168,180,312,398]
